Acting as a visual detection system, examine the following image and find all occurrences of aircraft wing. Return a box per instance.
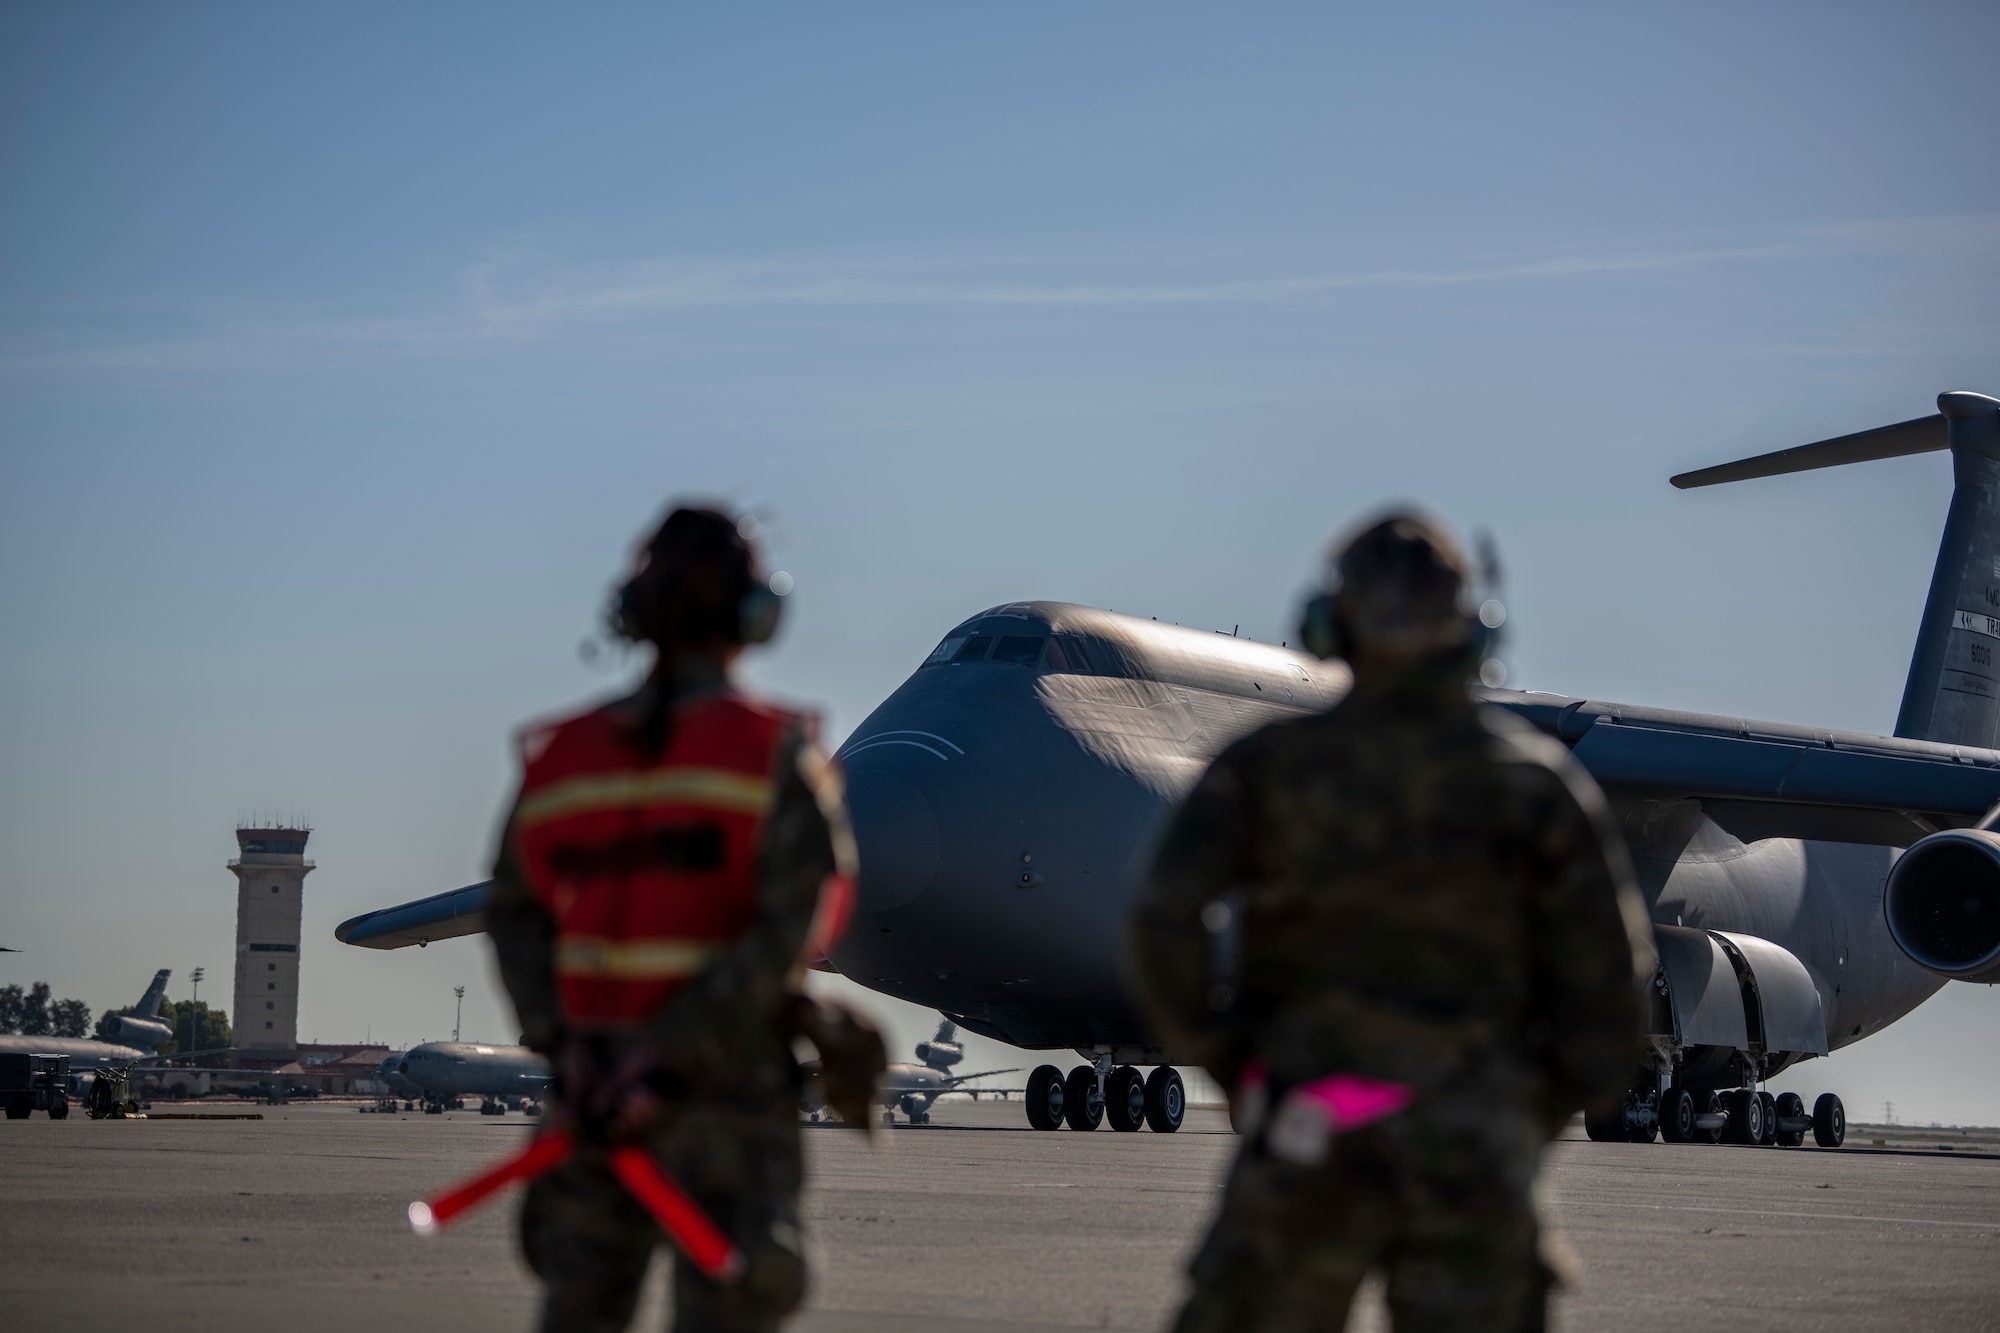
[334,881,491,949]
[1490,690,2000,847]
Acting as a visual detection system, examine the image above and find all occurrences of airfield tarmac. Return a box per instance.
[2,1099,1994,1332]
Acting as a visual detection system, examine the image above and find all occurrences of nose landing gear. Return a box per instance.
[1024,1062,1186,1132]
[1105,1066,1146,1132]
[1025,1065,1065,1131]
[1061,1065,1102,1131]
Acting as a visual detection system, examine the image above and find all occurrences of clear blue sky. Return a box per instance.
[3,3,1996,1123]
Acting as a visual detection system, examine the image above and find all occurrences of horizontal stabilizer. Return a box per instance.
[1671,413,1945,489]
[336,882,490,949]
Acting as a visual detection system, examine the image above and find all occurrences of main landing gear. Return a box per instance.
[1025,1061,1185,1133]
[1593,1085,1844,1148]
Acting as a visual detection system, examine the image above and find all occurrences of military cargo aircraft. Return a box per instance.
[340,391,2000,1149]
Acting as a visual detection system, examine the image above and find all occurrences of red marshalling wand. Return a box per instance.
[406,1131,746,1283]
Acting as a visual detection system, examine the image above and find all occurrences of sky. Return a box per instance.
[2,3,1997,1125]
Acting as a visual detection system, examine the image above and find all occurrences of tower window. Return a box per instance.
[268,963,276,972]
[266,1001,274,1010]
[267,983,276,991]
[270,885,280,894]
[265,1022,273,1029]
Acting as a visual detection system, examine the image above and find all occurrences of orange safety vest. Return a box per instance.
[513,692,801,1027]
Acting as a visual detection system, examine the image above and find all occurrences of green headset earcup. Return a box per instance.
[738,583,783,645]
[1298,593,1343,661]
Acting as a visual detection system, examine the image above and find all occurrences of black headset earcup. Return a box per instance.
[738,584,782,645]
[611,577,645,641]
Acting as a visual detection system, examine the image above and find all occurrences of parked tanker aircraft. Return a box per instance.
[340,391,2000,1148]
[382,1040,551,1115]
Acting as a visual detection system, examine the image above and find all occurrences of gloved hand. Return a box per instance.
[554,1036,674,1143]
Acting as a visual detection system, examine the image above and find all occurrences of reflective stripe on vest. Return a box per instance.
[516,768,773,830]
[513,694,790,1027]
[555,936,719,980]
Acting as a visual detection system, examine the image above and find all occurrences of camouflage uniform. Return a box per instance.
[1129,658,1654,1333]
[488,664,854,1333]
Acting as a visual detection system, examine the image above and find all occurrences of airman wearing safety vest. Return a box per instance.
[487,506,863,1333]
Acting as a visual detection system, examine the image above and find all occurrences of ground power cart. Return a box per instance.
[1,1052,72,1119]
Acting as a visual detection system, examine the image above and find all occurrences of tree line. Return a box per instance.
[0,984,233,1052]
[0,982,92,1038]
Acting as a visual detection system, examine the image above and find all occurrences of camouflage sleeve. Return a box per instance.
[1517,744,1657,1125]
[647,722,853,1062]
[1126,741,1255,1082]
[485,795,565,1057]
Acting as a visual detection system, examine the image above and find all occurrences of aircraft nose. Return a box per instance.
[846,768,941,911]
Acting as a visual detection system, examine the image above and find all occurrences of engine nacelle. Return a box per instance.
[1885,828,2000,983]
[914,1040,963,1069]
[105,1014,174,1049]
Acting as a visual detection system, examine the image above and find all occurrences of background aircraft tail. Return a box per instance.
[1674,391,2000,749]
[134,968,172,1019]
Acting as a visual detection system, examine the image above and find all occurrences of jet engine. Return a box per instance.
[103,1014,174,1049]
[914,1039,963,1069]
[1884,828,2000,983]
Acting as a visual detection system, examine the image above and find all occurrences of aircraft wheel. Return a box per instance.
[1063,1066,1102,1131]
[1144,1066,1185,1133]
[1627,1116,1658,1143]
[1105,1066,1146,1132]
[6,1098,29,1120]
[1701,1090,1726,1144]
[48,1097,68,1121]
[1773,1092,1807,1147]
[1813,1093,1846,1148]
[1657,1086,1695,1143]
[1025,1065,1065,1131]
[1756,1091,1777,1146]
[1583,1106,1624,1142]
[1722,1089,1763,1145]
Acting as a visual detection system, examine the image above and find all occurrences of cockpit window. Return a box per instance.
[1054,633,1097,673]
[923,636,967,666]
[992,636,1044,666]
[954,636,994,662]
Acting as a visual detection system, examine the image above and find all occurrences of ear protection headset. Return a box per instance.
[609,509,784,647]
[612,576,782,646]
[1296,590,1502,662]
[1297,589,1348,663]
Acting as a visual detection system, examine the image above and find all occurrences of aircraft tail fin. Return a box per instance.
[135,968,172,1019]
[1675,392,2000,748]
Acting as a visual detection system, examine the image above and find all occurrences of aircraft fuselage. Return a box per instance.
[828,602,1943,1059]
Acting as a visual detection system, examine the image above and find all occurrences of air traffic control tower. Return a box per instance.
[228,825,313,1065]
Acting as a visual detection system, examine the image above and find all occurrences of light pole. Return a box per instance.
[187,967,205,1053]
[453,986,465,1043]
